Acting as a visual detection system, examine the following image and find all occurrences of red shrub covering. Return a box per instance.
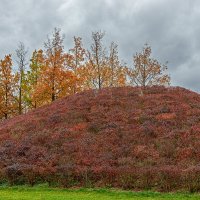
[0,86,200,190]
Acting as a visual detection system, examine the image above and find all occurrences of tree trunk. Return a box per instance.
[19,87,22,114]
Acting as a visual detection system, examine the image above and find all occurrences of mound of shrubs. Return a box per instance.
[0,86,200,192]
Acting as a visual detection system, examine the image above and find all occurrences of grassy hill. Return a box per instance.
[0,86,200,191]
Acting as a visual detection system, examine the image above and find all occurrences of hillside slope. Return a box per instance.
[0,86,200,191]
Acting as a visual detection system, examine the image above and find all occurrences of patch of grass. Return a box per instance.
[0,185,199,199]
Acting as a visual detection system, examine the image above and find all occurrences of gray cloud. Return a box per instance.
[0,0,200,91]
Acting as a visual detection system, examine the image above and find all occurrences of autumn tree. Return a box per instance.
[88,31,107,89]
[24,49,45,109]
[44,27,65,102]
[36,28,74,103]
[0,55,18,119]
[128,44,170,88]
[15,42,28,114]
[88,32,127,90]
[68,36,86,94]
[107,42,127,87]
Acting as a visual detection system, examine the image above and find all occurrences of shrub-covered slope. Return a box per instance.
[0,86,200,191]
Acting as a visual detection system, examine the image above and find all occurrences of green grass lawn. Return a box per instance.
[0,185,199,200]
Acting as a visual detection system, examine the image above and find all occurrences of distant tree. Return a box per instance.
[128,44,170,88]
[15,42,28,114]
[35,28,74,103]
[44,28,65,102]
[0,55,18,119]
[24,49,45,109]
[68,36,86,94]
[88,31,107,89]
[87,32,127,90]
[107,41,127,87]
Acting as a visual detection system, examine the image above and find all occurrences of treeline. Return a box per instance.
[0,28,170,120]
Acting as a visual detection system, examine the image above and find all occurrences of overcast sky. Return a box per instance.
[0,0,200,91]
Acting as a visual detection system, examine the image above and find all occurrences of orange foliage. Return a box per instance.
[156,113,176,120]
[0,55,19,119]
[128,44,170,87]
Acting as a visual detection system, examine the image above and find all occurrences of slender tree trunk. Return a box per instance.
[19,87,22,114]
[51,70,55,101]
[5,84,8,119]
[52,90,55,101]
[34,101,37,109]
[51,78,55,101]
[98,72,101,89]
